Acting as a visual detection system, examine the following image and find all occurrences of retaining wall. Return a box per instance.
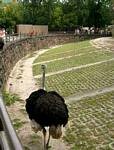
[0,34,77,90]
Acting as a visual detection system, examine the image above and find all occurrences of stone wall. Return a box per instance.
[0,34,76,90]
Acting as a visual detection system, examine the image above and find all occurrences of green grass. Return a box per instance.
[64,91,114,150]
[33,46,95,63]
[33,50,114,76]
[13,118,25,130]
[36,60,114,97]
[33,41,91,63]
[3,91,21,106]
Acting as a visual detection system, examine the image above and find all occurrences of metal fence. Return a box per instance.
[3,31,112,44]
[0,93,23,150]
[3,33,29,43]
[3,33,45,44]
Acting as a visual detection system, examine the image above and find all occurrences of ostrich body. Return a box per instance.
[25,89,69,149]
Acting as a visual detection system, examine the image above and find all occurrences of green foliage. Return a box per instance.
[87,0,113,28]
[13,118,25,130]
[3,91,20,106]
[0,0,113,31]
[0,3,23,33]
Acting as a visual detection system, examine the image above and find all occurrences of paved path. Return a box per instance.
[91,37,114,50]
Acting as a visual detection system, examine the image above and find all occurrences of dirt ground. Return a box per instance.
[6,37,114,150]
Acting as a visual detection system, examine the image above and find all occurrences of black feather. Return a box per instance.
[25,89,69,127]
[26,89,47,120]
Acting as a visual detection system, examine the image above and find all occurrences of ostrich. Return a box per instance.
[25,89,69,149]
[25,65,69,150]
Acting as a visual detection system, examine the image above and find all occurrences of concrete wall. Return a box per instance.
[16,25,48,35]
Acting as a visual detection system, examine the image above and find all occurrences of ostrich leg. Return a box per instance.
[43,128,47,150]
[46,132,51,149]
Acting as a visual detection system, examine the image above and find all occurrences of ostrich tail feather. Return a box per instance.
[30,119,42,133]
[49,125,62,139]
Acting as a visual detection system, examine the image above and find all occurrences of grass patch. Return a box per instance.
[3,92,21,106]
[64,91,114,149]
[13,118,25,130]
[33,46,95,63]
[33,50,114,76]
[33,41,91,63]
[36,60,114,97]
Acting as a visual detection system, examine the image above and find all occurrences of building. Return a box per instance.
[16,24,48,36]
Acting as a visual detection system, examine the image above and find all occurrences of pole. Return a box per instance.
[41,64,46,90]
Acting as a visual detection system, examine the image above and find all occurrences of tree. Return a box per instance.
[0,3,23,33]
[87,0,112,28]
[0,0,113,32]
[111,0,114,24]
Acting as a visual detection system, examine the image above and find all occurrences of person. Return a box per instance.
[0,37,4,49]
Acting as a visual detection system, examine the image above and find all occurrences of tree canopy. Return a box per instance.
[0,0,113,32]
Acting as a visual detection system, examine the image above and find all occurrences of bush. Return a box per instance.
[3,91,20,106]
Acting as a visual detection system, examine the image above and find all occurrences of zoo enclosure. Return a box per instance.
[0,33,112,149]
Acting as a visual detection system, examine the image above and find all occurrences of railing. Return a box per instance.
[3,33,46,44]
[0,93,23,150]
[3,33,30,43]
[3,31,112,44]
